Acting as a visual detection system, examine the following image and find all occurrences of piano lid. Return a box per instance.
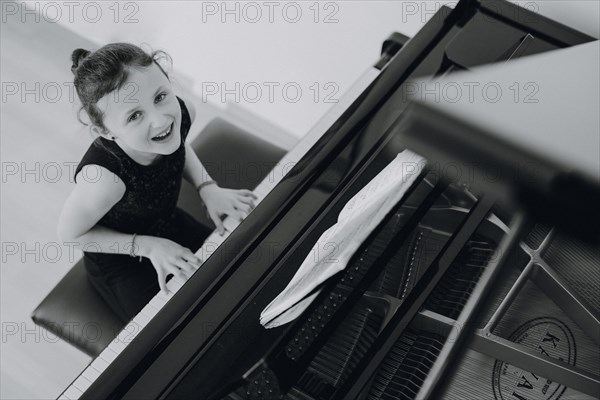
[398,40,600,240]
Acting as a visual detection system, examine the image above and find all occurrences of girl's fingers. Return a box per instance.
[209,209,226,235]
[156,268,168,294]
[235,202,252,214]
[235,209,246,221]
[240,189,258,199]
[175,270,187,283]
[176,259,195,274]
[237,196,256,208]
[168,264,187,282]
[186,256,203,268]
[182,251,202,268]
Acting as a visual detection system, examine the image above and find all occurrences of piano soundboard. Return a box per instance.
[59,0,599,399]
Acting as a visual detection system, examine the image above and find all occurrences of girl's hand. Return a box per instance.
[198,184,258,235]
[138,236,203,293]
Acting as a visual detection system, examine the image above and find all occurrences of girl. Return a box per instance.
[57,42,257,323]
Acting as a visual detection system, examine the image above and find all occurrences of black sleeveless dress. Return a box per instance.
[74,96,212,322]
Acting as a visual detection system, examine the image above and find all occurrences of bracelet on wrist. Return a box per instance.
[130,233,142,262]
[196,180,217,192]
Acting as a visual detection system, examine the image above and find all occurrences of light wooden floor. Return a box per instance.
[0,16,101,400]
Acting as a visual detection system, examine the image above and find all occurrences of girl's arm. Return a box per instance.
[57,165,201,292]
[58,165,149,256]
[179,96,257,234]
[180,96,217,188]
[182,144,257,235]
[182,141,216,189]
[57,164,127,249]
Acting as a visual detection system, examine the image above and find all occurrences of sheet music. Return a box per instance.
[260,150,426,328]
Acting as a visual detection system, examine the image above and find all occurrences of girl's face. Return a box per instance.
[93,62,182,165]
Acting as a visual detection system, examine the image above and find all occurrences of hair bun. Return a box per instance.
[71,48,91,75]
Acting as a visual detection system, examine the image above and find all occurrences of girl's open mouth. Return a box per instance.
[151,122,173,142]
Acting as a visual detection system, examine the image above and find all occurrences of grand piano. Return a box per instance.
[59,0,599,398]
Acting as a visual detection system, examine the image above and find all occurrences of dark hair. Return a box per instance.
[71,42,172,133]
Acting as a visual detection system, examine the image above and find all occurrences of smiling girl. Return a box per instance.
[57,43,257,323]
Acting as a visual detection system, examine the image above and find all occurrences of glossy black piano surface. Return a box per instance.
[67,0,598,399]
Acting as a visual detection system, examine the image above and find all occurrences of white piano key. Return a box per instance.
[82,365,101,381]
[116,324,139,346]
[142,303,160,319]
[98,346,119,364]
[152,290,170,305]
[223,217,240,233]
[197,237,224,259]
[58,395,70,400]
[91,355,110,371]
[109,337,127,354]
[145,299,160,311]
[88,364,103,377]
[114,327,131,343]
[63,385,82,400]
[149,296,168,310]
[135,312,151,327]
[167,274,184,287]
[72,375,92,393]
[166,276,185,292]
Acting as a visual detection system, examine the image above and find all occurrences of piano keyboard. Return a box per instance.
[58,67,382,400]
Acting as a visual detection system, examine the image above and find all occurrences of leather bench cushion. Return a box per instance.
[30,258,125,357]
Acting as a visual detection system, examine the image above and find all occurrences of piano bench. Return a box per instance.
[30,257,125,358]
[31,117,287,357]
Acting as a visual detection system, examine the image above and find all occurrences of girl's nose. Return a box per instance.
[149,115,170,132]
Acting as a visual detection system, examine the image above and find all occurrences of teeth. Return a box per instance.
[154,124,172,139]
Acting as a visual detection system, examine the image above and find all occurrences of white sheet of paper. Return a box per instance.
[260,150,426,328]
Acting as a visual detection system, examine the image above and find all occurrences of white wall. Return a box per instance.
[21,0,600,141]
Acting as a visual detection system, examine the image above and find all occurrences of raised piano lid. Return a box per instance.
[399,40,600,239]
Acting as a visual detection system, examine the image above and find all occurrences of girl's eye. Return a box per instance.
[128,111,141,123]
[155,92,168,103]
[127,92,168,122]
